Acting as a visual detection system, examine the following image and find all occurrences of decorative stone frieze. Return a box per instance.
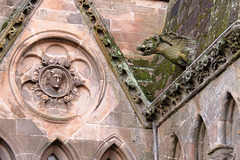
[145,21,240,125]
[75,0,150,127]
[9,32,106,122]
[0,0,40,61]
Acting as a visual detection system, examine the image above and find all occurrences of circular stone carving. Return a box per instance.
[9,32,105,122]
[39,65,73,98]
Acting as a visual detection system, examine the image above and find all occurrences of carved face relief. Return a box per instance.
[10,39,105,122]
[49,69,64,89]
[39,66,72,98]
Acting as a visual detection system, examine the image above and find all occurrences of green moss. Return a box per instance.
[134,58,183,102]
[133,68,152,80]
[130,0,237,102]
[1,22,8,31]
[132,59,151,67]
[198,0,231,53]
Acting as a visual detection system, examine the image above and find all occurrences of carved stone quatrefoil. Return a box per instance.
[10,35,105,122]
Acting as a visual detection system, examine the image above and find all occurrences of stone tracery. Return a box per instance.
[10,35,105,122]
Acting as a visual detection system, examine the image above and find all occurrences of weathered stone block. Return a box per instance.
[99,9,134,21]
[99,126,132,142]
[0,5,13,17]
[111,20,158,34]
[0,119,16,134]
[67,13,82,24]
[6,0,22,6]
[94,2,112,10]
[73,123,98,140]
[122,113,140,128]
[118,42,140,55]
[74,139,100,158]
[134,12,162,24]
[112,2,158,14]
[111,31,153,44]
[41,0,77,11]
[15,135,47,153]
[16,119,44,135]
[113,100,133,113]
[100,112,123,126]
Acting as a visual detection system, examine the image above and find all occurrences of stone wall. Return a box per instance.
[154,0,240,159]
[92,0,169,102]
[93,0,168,56]
[158,58,240,159]
[0,0,170,103]
[0,0,153,159]
[164,0,239,54]
[138,0,240,102]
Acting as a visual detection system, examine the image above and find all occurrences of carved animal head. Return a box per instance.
[137,33,198,67]
[137,35,160,55]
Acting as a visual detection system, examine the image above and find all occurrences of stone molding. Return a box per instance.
[0,127,25,160]
[145,21,240,126]
[91,134,137,160]
[33,138,82,160]
[75,0,150,127]
[0,0,42,62]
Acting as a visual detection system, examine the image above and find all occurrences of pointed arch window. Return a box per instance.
[47,154,59,160]
[197,118,209,160]
[100,144,126,160]
[223,93,240,145]
[41,140,72,160]
[190,115,210,159]
[92,135,137,160]
[169,134,183,160]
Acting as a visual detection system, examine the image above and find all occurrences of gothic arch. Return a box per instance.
[189,114,210,160]
[91,134,137,160]
[0,138,15,160]
[168,133,183,160]
[0,127,24,160]
[207,92,238,159]
[33,138,82,160]
[219,92,239,145]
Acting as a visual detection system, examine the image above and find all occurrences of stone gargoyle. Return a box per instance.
[137,33,197,67]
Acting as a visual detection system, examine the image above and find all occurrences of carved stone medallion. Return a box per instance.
[10,34,105,122]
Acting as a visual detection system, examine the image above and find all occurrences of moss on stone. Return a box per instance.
[132,57,183,102]
[132,59,151,68]
[133,68,152,80]
[129,0,238,102]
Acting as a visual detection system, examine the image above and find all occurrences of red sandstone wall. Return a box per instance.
[93,0,168,56]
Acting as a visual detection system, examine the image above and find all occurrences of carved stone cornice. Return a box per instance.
[0,0,41,61]
[145,21,240,126]
[75,0,150,127]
